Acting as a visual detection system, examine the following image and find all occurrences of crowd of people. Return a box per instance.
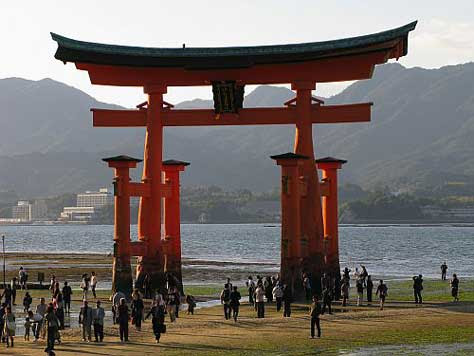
[0,261,465,351]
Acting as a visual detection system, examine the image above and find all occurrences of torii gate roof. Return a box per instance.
[51,22,416,86]
[52,22,416,69]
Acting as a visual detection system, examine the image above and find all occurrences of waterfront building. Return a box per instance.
[77,187,113,208]
[60,206,96,221]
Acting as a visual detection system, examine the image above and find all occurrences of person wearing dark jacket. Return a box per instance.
[220,286,231,320]
[413,275,423,304]
[229,286,241,322]
[321,287,332,314]
[366,276,374,303]
[282,284,292,317]
[23,292,32,313]
[117,298,130,342]
[62,281,72,314]
[145,298,166,343]
[309,295,322,338]
[131,290,144,331]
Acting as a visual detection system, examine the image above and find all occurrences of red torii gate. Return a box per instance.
[52,21,416,296]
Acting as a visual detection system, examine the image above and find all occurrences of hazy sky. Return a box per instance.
[1,1,473,107]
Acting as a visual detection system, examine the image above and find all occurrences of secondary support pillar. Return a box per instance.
[271,153,307,296]
[163,159,190,295]
[138,84,167,293]
[292,81,325,295]
[316,157,346,278]
[103,155,142,297]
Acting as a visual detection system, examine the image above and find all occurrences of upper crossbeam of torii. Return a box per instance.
[51,21,416,296]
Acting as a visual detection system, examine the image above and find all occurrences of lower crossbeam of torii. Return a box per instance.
[51,20,416,297]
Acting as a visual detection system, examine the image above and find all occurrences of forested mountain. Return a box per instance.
[1,61,473,198]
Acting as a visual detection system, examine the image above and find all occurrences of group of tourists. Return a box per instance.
[0,260,466,350]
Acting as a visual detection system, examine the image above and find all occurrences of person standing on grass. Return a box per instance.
[79,300,93,342]
[166,289,178,322]
[146,297,166,343]
[255,282,265,318]
[23,291,32,312]
[19,267,28,290]
[229,286,241,322]
[376,280,388,310]
[341,278,350,307]
[93,300,105,342]
[451,274,459,302]
[131,289,144,331]
[118,298,130,342]
[366,275,374,304]
[10,278,18,306]
[303,273,312,301]
[321,287,332,315]
[62,281,72,314]
[49,275,56,295]
[81,273,90,301]
[90,271,98,299]
[246,276,255,305]
[309,295,322,339]
[356,278,364,306]
[55,292,65,330]
[441,262,448,281]
[220,285,231,320]
[282,284,292,317]
[264,277,273,303]
[272,283,283,312]
[3,306,15,348]
[44,304,59,353]
[413,274,423,304]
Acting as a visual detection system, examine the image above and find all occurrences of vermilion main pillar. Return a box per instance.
[138,85,167,292]
[103,155,142,297]
[271,153,307,295]
[292,82,325,294]
[163,159,189,295]
[316,157,346,278]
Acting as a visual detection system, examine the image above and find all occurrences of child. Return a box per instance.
[24,316,31,341]
[186,295,196,315]
[23,292,32,313]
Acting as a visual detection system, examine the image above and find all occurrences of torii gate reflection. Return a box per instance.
[51,21,416,297]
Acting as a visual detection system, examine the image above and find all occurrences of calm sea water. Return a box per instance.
[1,224,473,278]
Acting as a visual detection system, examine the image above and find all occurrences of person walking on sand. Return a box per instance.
[246,276,256,305]
[366,275,374,304]
[62,281,72,314]
[186,295,196,315]
[131,289,144,331]
[282,284,292,317]
[93,300,105,342]
[49,275,56,294]
[229,286,241,322]
[309,295,322,339]
[90,272,98,299]
[166,289,178,323]
[24,313,31,341]
[376,279,388,310]
[79,300,93,342]
[3,306,15,348]
[441,262,448,281]
[117,298,130,342]
[1,285,13,308]
[145,297,166,343]
[220,285,231,320]
[272,283,283,312]
[255,282,265,318]
[44,304,59,353]
[10,278,18,305]
[451,274,459,302]
[413,274,423,304]
[34,297,47,340]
